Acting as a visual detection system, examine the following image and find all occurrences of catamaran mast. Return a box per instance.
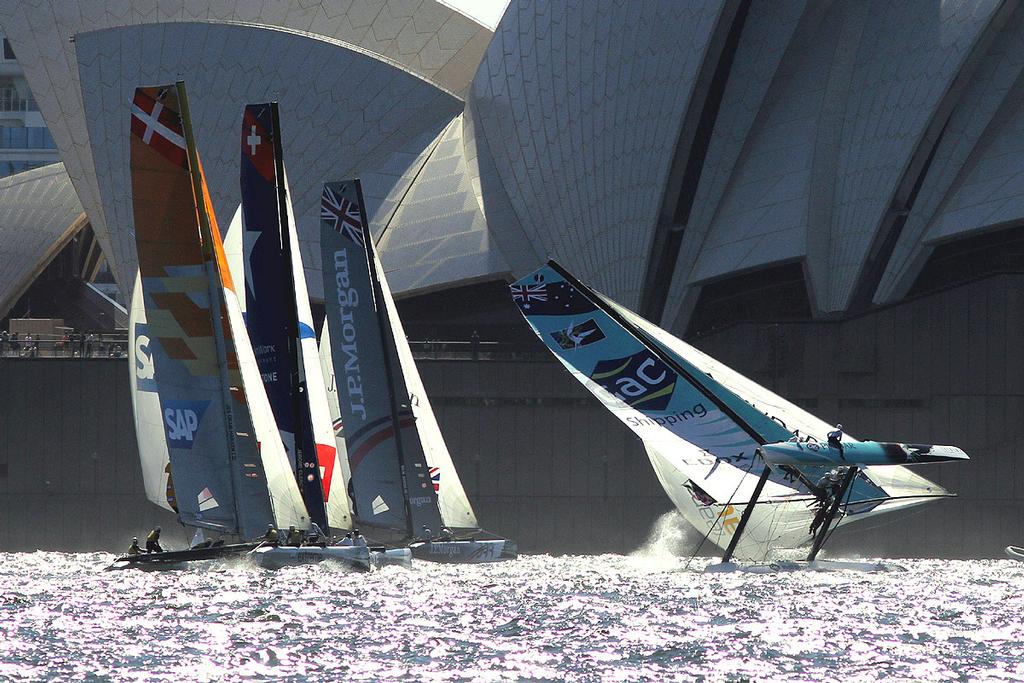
[268,102,328,531]
[177,81,244,535]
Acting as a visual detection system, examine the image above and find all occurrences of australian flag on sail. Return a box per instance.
[511,274,597,316]
[239,104,297,446]
[322,184,365,248]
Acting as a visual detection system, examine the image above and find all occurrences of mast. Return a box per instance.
[176,80,243,534]
[354,179,422,540]
[268,102,328,531]
[720,458,771,563]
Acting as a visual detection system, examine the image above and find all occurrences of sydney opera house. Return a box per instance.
[1,0,1023,556]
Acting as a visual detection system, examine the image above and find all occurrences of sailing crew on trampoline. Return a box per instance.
[353,529,367,547]
[340,532,354,546]
[286,525,303,547]
[827,424,845,458]
[146,527,164,553]
[127,537,142,556]
[263,525,279,545]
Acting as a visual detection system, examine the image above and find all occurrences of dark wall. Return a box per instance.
[1,273,1020,557]
[0,359,177,552]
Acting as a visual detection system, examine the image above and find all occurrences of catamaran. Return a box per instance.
[227,101,376,569]
[116,82,368,571]
[511,261,969,569]
[320,179,517,563]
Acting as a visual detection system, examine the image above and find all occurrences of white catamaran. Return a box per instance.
[319,179,516,563]
[511,261,969,568]
[119,82,367,570]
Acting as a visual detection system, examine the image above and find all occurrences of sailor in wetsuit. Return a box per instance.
[146,527,163,553]
[285,525,304,547]
[127,537,142,556]
[809,468,847,535]
[352,529,367,547]
[827,424,845,459]
[263,524,279,545]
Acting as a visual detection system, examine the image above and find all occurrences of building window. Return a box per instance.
[686,262,813,338]
[2,39,14,61]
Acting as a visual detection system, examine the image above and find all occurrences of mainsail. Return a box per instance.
[129,82,308,537]
[319,179,444,541]
[236,102,338,530]
[511,262,955,559]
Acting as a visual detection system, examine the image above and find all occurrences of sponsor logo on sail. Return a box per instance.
[590,351,675,411]
[371,494,390,516]
[331,248,367,420]
[409,496,433,508]
[163,399,210,448]
[550,318,605,350]
[197,486,219,511]
[133,322,158,392]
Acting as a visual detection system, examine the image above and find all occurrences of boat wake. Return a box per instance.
[628,512,704,567]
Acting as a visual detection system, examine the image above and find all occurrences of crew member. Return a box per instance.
[263,525,279,545]
[146,527,163,553]
[127,537,142,556]
[340,532,354,546]
[352,529,367,547]
[286,525,303,547]
[421,524,432,540]
[827,424,845,458]
[310,523,328,546]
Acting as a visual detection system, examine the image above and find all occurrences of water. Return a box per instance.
[1,549,1022,682]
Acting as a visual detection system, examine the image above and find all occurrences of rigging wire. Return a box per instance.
[684,455,759,570]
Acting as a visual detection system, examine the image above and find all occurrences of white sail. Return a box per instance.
[319,320,355,525]
[283,174,353,531]
[375,257,479,530]
[128,272,174,512]
[220,276,311,530]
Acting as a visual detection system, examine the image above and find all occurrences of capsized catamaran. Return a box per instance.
[511,261,968,567]
[119,82,367,570]
[320,179,516,563]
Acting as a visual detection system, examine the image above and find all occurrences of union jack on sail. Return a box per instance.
[429,466,440,492]
[321,185,365,247]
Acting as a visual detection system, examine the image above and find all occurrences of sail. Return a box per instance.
[128,272,174,512]
[238,103,328,529]
[130,83,306,537]
[375,254,479,531]
[604,296,952,502]
[284,172,351,530]
[511,262,954,558]
[320,179,443,540]
[319,320,356,527]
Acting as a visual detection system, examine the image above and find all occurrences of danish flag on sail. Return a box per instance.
[130,89,187,167]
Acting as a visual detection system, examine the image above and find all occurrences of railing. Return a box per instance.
[0,336,545,361]
[0,334,128,359]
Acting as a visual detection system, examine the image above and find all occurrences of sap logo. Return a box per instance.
[163,400,210,448]
[550,318,606,350]
[590,351,675,411]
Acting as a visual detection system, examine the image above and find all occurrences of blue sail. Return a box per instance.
[320,179,443,540]
[239,103,326,529]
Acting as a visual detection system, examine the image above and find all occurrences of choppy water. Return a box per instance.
[1,535,1022,681]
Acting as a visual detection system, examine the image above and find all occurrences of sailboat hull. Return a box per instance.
[410,539,518,563]
[252,545,370,571]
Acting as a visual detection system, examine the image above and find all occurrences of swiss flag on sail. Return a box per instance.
[130,89,187,167]
[241,106,275,182]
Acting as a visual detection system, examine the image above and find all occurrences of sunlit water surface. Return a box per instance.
[0,543,1021,681]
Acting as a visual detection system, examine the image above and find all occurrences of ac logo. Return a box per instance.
[590,351,675,410]
[163,400,210,449]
